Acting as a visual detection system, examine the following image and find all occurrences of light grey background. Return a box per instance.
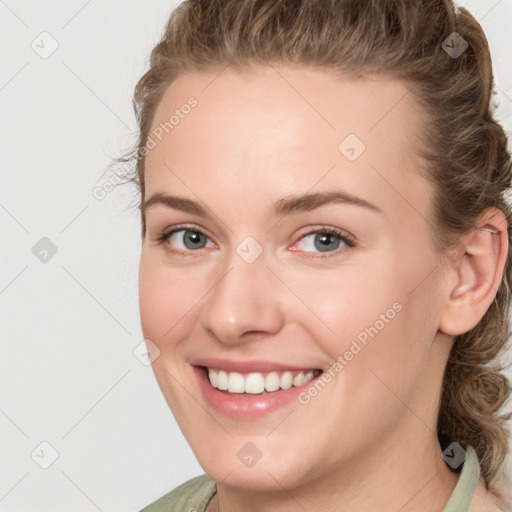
[1,1,511,511]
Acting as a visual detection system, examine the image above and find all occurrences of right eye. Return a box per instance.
[157,228,216,253]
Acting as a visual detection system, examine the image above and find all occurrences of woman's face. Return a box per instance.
[139,65,451,490]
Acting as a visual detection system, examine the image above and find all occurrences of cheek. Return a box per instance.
[285,254,438,391]
[138,253,205,349]
[282,263,401,355]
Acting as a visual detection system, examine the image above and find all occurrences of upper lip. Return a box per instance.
[190,358,320,373]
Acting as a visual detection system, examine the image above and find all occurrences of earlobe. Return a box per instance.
[439,208,508,336]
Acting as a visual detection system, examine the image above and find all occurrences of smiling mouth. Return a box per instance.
[201,367,323,394]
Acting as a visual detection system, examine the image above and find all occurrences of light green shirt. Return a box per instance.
[140,446,480,512]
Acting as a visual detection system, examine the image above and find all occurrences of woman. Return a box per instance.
[123,0,512,510]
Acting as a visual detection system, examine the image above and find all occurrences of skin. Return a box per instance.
[138,64,508,511]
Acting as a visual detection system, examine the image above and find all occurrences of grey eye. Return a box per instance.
[297,232,344,253]
[169,229,213,250]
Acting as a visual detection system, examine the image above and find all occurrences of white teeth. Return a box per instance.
[217,370,228,390]
[265,371,280,392]
[228,372,245,393]
[209,369,218,388]
[280,371,293,390]
[245,373,265,394]
[293,372,304,387]
[207,368,318,394]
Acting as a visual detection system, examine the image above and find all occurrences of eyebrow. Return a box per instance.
[142,190,382,218]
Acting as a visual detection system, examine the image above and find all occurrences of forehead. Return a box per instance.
[144,65,430,222]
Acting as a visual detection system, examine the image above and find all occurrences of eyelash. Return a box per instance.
[152,224,356,258]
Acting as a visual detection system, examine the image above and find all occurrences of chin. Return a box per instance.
[189,433,318,492]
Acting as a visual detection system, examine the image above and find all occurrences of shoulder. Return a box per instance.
[139,474,217,512]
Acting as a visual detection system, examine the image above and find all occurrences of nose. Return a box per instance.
[199,256,285,345]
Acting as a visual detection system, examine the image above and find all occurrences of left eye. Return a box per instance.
[168,229,215,251]
[294,231,348,253]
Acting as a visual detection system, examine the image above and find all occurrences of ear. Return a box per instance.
[439,208,508,336]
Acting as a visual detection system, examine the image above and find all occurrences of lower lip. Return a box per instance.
[193,366,321,419]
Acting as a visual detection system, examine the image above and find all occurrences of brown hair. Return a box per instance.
[121,0,512,487]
